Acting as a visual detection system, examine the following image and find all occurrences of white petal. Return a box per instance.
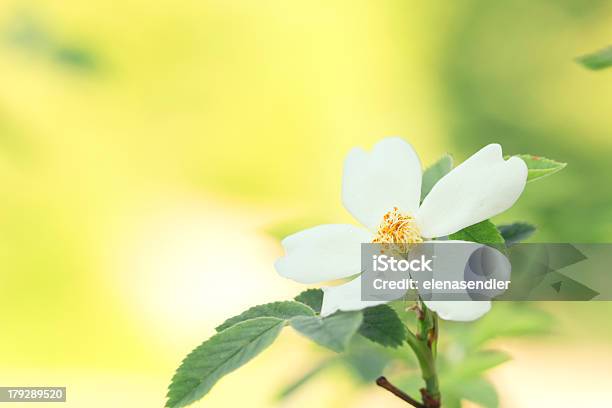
[275,224,371,284]
[418,240,510,322]
[424,300,491,322]
[320,275,388,317]
[416,144,527,238]
[342,137,422,231]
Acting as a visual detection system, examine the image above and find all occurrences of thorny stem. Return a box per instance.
[376,301,441,408]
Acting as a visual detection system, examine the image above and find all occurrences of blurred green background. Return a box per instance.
[0,1,611,407]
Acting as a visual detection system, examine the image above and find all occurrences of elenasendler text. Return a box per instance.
[371,254,510,291]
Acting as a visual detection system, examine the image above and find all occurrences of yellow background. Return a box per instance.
[1,1,611,406]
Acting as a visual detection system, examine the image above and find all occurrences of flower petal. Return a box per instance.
[416,144,527,238]
[275,224,371,284]
[418,240,510,322]
[320,275,388,317]
[342,137,422,231]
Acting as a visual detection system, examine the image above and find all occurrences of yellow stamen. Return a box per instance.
[372,207,423,253]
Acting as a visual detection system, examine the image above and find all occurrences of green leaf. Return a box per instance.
[290,311,363,352]
[342,349,391,383]
[576,46,612,70]
[342,336,415,382]
[513,154,566,182]
[421,154,453,201]
[449,220,504,244]
[215,301,314,332]
[166,317,284,408]
[497,222,536,246]
[294,289,324,314]
[358,305,406,348]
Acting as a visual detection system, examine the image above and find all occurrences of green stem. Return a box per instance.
[376,302,441,407]
[404,302,440,408]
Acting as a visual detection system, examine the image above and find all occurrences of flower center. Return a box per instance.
[372,207,423,252]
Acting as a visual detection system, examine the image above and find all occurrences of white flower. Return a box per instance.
[275,138,527,321]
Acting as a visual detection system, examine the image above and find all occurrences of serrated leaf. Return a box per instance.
[166,317,284,408]
[290,311,363,352]
[358,305,406,348]
[513,154,566,182]
[576,46,612,70]
[215,301,314,332]
[294,288,324,314]
[497,222,536,246]
[449,220,504,244]
[421,154,453,201]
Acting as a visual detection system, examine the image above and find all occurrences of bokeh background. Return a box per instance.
[1,1,611,407]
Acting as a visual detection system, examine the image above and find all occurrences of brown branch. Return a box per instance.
[376,376,425,408]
